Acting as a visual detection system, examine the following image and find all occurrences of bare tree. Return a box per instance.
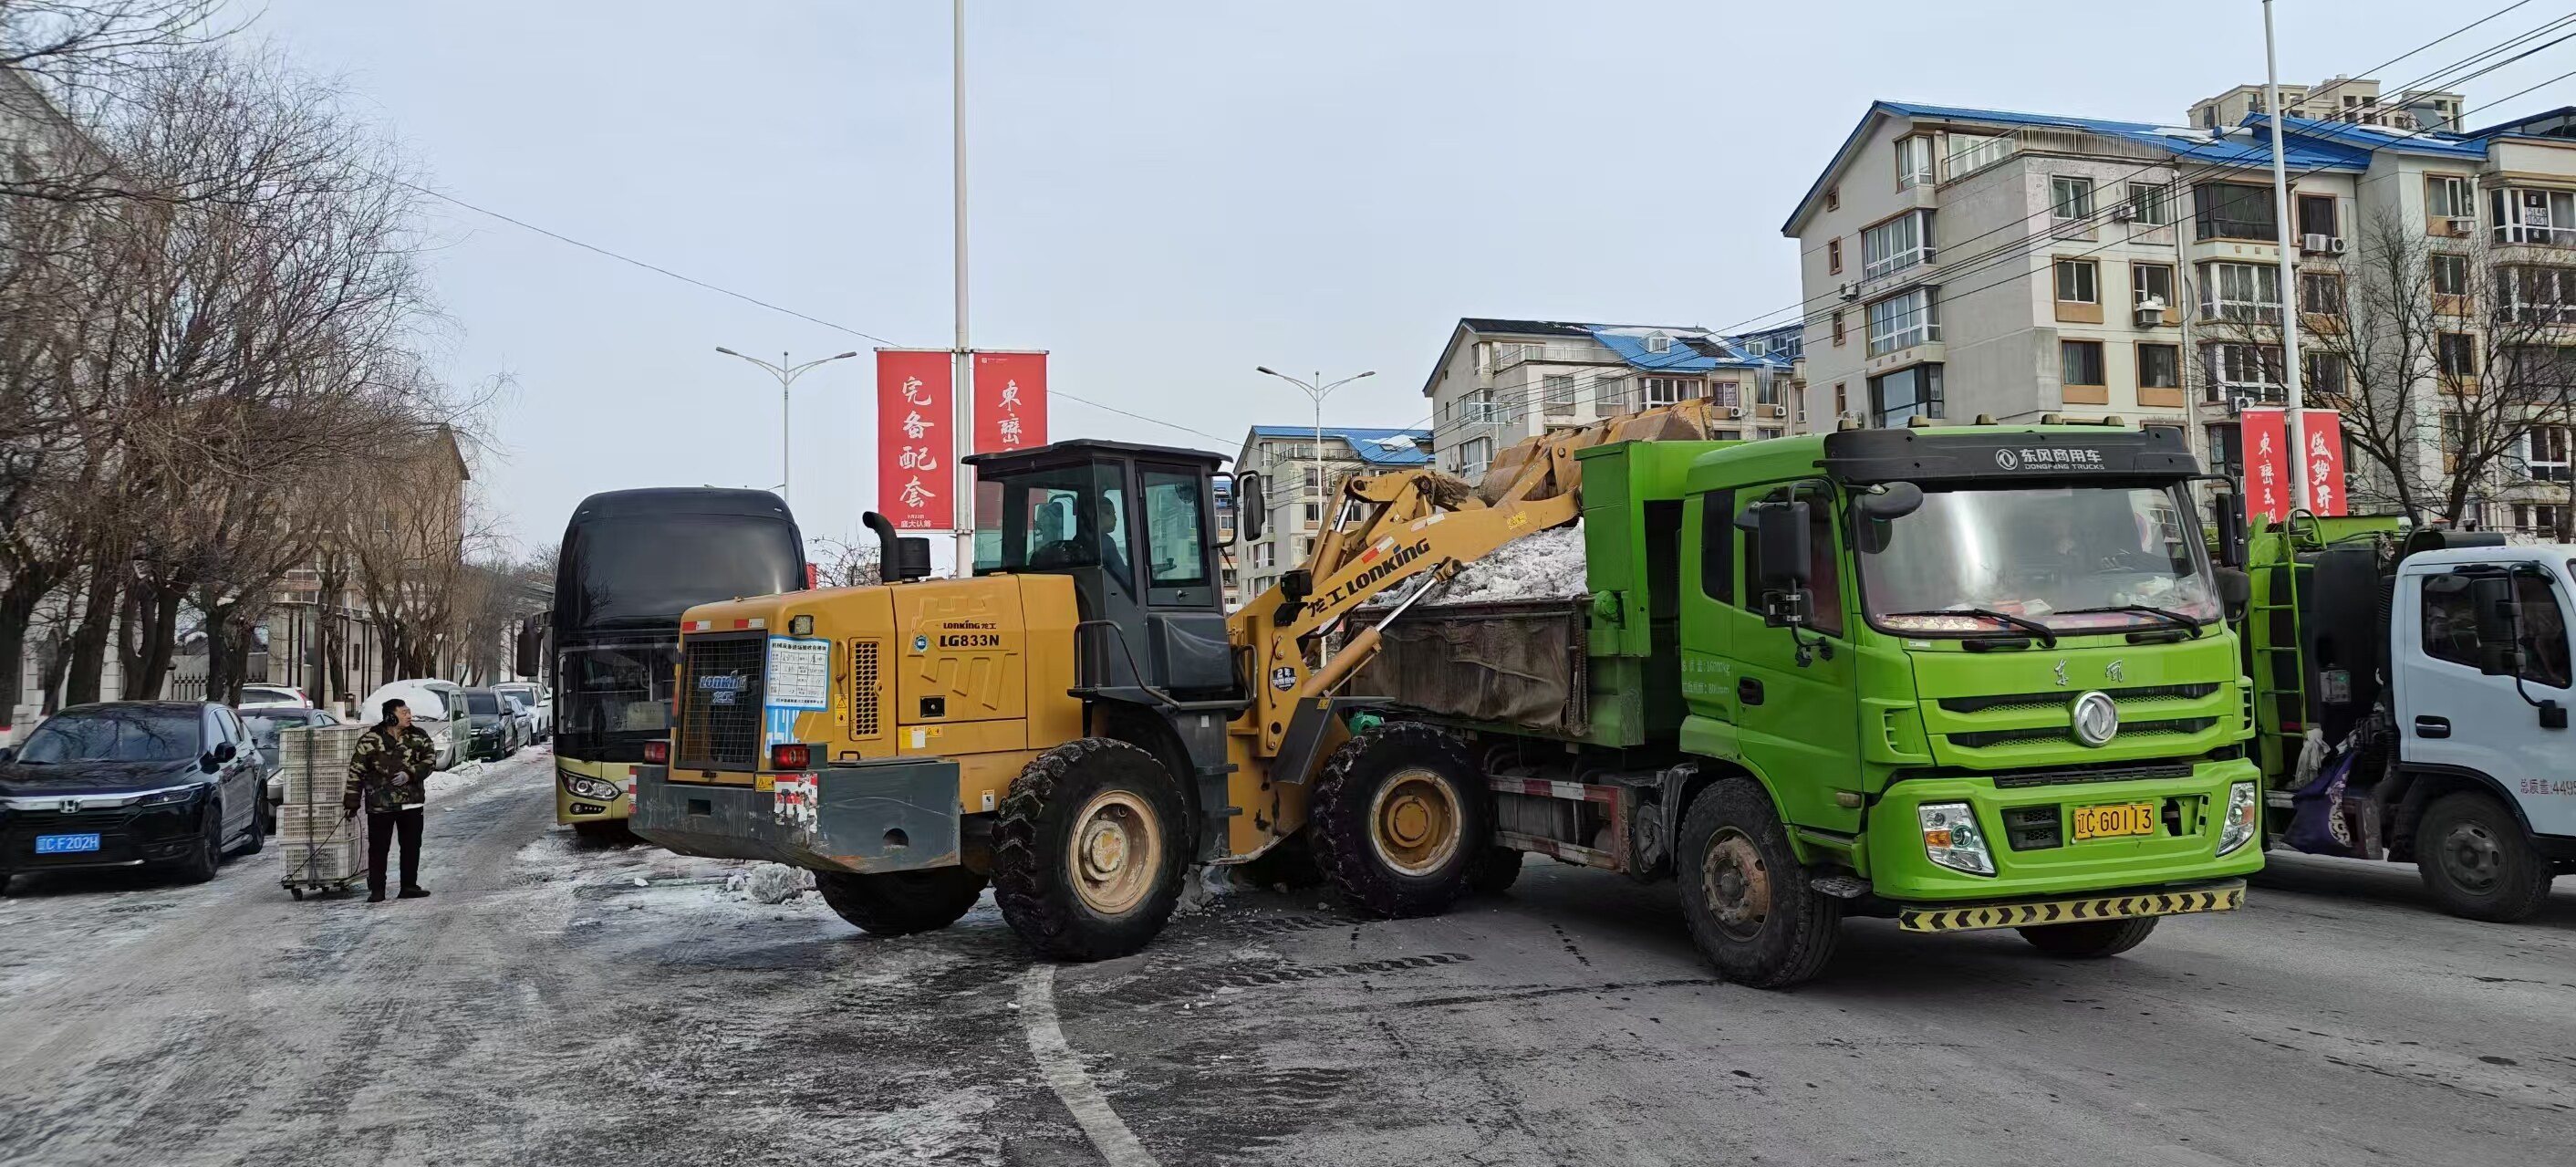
[808,537,881,589]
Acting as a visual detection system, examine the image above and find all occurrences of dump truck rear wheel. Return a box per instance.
[1314,723,1489,918]
[815,868,987,936]
[993,738,1189,961]
[1470,847,1524,895]
[2415,792,2555,922]
[1676,780,1840,988]
[2017,916,2158,958]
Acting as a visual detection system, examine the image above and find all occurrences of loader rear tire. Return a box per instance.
[992,738,1189,962]
[816,868,987,936]
[1676,780,1840,989]
[1313,723,1489,919]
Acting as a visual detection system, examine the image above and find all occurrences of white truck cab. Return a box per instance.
[2386,545,2576,917]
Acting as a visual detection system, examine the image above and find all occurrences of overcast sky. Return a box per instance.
[254,0,2576,557]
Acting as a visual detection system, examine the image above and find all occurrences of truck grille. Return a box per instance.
[1948,717,2218,750]
[1937,682,2218,714]
[678,635,765,769]
[849,640,880,737]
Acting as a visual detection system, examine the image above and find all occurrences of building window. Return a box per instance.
[2207,422,2243,480]
[2055,258,2099,305]
[2504,345,2576,397]
[2061,339,2105,387]
[2201,261,2282,321]
[1458,436,1493,479]
[2126,182,2171,226]
[1945,132,2011,177]
[1868,364,1944,427]
[2513,503,2564,533]
[2524,426,2571,481]
[2206,342,2285,403]
[2300,271,2345,316]
[1865,289,1938,356]
[1831,310,1845,347]
[2494,187,2576,245]
[1302,502,1323,527]
[2195,181,2277,241]
[2139,343,2181,389]
[2051,175,2095,222]
[2305,352,2349,399]
[1646,331,1672,354]
[1827,238,1844,275]
[1594,377,1626,411]
[2498,266,2576,324]
[2432,253,2470,297]
[1895,135,1934,188]
[2296,193,2338,240]
[2133,262,2176,314]
[1252,543,1275,569]
[1543,373,1577,417]
[1709,380,1741,408]
[1862,210,1935,280]
[1755,377,1781,407]
[1640,377,1704,406]
[1486,340,1543,369]
[2439,331,2477,378]
[1825,184,1840,212]
[1757,427,1783,441]
[2426,173,2474,219]
[1833,381,1848,415]
[1715,429,1743,441]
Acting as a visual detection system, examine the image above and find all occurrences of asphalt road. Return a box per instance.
[1,750,2569,1167]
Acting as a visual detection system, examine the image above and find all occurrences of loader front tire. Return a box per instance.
[816,868,987,936]
[1314,723,1489,919]
[992,738,1189,962]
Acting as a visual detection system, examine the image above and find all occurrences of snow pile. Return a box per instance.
[727,862,815,904]
[1173,864,1235,915]
[1414,521,1588,607]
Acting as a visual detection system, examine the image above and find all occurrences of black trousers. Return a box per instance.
[366,807,425,895]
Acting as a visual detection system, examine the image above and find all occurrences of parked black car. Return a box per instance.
[0,702,267,892]
[458,687,520,762]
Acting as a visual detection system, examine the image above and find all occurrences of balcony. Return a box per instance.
[2495,222,2576,249]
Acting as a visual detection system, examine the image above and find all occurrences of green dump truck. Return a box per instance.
[1334,422,2264,986]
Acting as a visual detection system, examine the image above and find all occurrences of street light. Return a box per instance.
[715,348,862,505]
[1255,366,1376,531]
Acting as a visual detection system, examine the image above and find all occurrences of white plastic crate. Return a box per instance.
[275,804,359,843]
[281,835,365,883]
[277,725,365,805]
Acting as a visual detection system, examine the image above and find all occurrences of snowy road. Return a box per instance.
[1,750,2571,1166]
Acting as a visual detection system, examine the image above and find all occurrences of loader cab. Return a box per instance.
[967,440,1241,701]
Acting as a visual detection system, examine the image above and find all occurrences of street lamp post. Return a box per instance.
[714,348,861,505]
[1255,367,1376,537]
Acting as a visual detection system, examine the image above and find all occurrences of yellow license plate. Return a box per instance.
[2072,802,2157,840]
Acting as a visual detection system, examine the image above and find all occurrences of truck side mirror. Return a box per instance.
[1236,473,1265,542]
[2215,494,2248,569]
[1736,500,1813,629]
[1854,483,1922,555]
[2215,568,2252,613]
[2469,574,2521,676]
[514,613,546,679]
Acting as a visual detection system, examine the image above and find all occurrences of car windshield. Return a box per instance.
[464,691,499,715]
[19,708,202,764]
[1856,484,2218,635]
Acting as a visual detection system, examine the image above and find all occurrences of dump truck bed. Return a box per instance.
[1355,599,1594,739]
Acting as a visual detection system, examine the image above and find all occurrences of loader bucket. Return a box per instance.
[1475,398,1720,505]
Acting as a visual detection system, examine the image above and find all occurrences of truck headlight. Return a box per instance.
[1919,801,1995,875]
[560,774,621,801]
[2217,781,2260,856]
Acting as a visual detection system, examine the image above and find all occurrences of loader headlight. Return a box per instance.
[2217,781,2260,857]
[1919,801,1995,876]
[560,774,621,801]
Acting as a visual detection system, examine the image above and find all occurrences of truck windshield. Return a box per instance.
[1856,485,2218,636]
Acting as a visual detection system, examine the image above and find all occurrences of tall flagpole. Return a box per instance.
[2263,0,2311,514]
[951,0,976,573]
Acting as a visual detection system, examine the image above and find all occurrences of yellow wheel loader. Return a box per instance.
[631,405,1722,960]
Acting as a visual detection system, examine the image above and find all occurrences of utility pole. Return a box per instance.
[951,0,975,573]
[2263,0,2311,514]
[1255,367,1377,536]
[714,348,860,505]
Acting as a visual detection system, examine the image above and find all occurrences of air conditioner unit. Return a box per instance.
[1725,406,1747,420]
[2301,233,2334,253]
[2446,216,2477,236]
[2328,236,2349,255]
[2135,304,2166,328]
[1758,403,1786,418]
[1837,282,1861,302]
[2111,204,2136,224]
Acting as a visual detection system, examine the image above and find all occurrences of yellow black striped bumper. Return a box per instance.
[1896,880,2247,933]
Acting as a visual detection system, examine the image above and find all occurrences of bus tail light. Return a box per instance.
[642,740,668,765]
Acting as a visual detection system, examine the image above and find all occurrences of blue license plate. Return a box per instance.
[35,833,101,854]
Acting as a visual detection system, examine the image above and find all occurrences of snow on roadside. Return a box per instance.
[728,862,815,904]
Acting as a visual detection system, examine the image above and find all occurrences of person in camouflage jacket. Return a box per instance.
[345,697,439,902]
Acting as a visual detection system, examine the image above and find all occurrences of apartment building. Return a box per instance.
[1231,425,1429,600]
[1785,97,2576,536]
[2190,77,2466,134]
[1419,318,1804,478]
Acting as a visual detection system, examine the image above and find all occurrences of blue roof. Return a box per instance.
[1248,425,1431,465]
[2263,113,2488,159]
[1588,328,1722,371]
[1785,100,2384,234]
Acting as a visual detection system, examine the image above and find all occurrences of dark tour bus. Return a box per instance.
[548,488,805,839]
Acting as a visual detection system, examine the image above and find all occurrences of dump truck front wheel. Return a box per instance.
[1676,780,1840,988]
[816,869,987,936]
[1314,723,1490,918]
[2017,916,2158,958]
[993,738,1190,961]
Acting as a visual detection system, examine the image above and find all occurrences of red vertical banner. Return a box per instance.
[2239,407,2290,525]
[971,350,1049,454]
[2301,410,2348,516]
[876,349,953,531]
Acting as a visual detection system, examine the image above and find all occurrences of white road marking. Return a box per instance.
[1017,964,1160,1166]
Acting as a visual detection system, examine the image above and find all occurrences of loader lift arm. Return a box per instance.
[1228,399,1724,758]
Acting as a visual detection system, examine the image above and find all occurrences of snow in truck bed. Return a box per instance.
[1372,521,1588,609]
